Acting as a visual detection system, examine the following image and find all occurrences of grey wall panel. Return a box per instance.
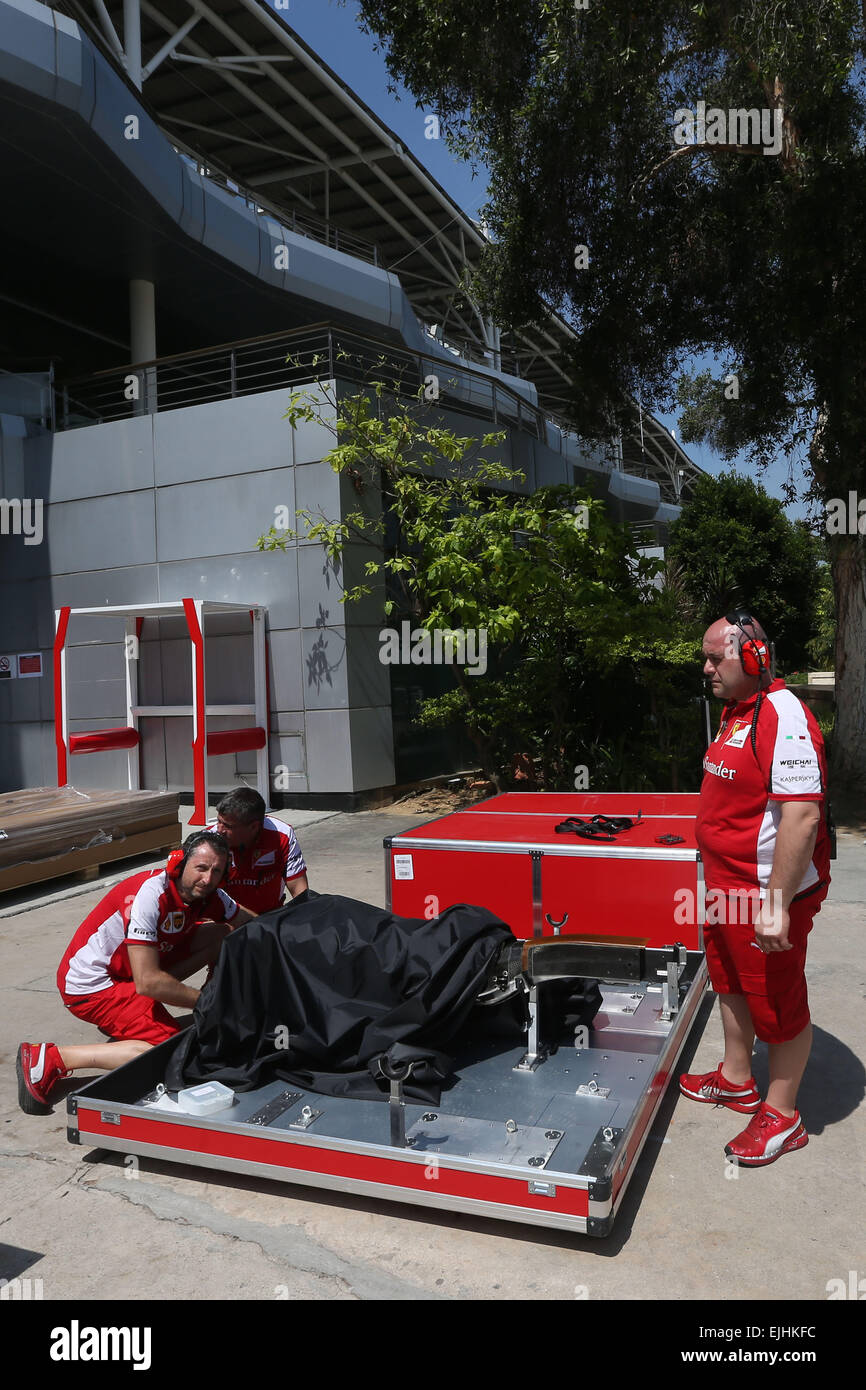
[338,543,388,629]
[269,732,305,775]
[155,469,295,562]
[178,163,206,241]
[350,707,395,790]
[257,217,295,289]
[0,423,27,491]
[0,527,48,582]
[277,240,394,326]
[304,709,353,792]
[150,637,193,706]
[157,550,300,630]
[290,390,339,467]
[204,633,259,705]
[65,679,127,723]
[54,6,85,109]
[608,469,661,509]
[0,577,53,649]
[269,734,307,797]
[301,625,347,710]
[346,626,391,709]
[270,710,306,735]
[294,458,341,532]
[65,746,133,792]
[535,447,570,489]
[162,715,194,790]
[139,718,168,791]
[201,179,262,277]
[66,640,126,685]
[52,565,159,612]
[48,413,154,502]
[296,539,345,630]
[89,50,184,229]
[0,670,49,724]
[266,627,304,714]
[0,717,54,791]
[48,492,157,573]
[153,389,293,486]
[137,639,166,707]
[0,0,58,101]
[62,616,127,647]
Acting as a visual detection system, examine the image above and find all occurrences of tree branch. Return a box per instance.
[631,140,766,200]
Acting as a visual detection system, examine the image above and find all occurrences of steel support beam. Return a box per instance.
[123,0,143,89]
[91,0,125,62]
[141,0,458,291]
[248,148,395,186]
[188,0,464,281]
[141,14,202,81]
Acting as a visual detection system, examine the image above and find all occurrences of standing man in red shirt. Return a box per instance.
[17,831,257,1113]
[680,611,831,1165]
[209,789,308,915]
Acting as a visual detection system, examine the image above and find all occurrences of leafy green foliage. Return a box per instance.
[347,0,866,790]
[260,368,708,790]
[666,473,824,667]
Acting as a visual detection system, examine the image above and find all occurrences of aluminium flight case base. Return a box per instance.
[67,953,708,1238]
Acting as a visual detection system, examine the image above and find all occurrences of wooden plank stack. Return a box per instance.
[0,787,182,893]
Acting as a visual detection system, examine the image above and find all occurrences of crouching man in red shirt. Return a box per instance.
[17,831,257,1113]
[679,611,831,1166]
[208,788,308,914]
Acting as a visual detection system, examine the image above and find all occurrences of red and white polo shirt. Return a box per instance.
[696,678,831,900]
[57,870,240,996]
[207,815,307,916]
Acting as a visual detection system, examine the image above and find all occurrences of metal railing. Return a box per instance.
[55,323,547,442]
[169,138,382,268]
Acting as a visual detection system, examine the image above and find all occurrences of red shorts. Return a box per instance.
[61,981,182,1045]
[703,893,818,1044]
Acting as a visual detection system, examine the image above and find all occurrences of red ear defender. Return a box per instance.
[725,610,770,678]
[740,638,768,677]
[166,848,186,881]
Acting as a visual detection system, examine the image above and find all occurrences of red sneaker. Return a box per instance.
[724,1103,809,1166]
[679,1063,761,1113]
[16,1043,71,1114]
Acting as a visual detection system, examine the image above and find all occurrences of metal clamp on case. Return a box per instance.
[654,942,688,1021]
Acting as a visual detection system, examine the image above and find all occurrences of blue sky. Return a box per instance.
[269,0,812,520]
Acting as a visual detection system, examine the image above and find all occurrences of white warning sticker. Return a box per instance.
[393,853,414,881]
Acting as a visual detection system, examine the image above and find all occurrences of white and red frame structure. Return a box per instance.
[54,599,269,825]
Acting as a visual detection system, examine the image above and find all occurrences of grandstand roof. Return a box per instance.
[49,0,701,502]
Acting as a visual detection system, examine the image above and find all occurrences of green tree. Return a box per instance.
[259,366,705,790]
[350,0,866,794]
[666,472,822,669]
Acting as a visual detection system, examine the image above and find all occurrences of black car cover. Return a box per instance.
[165,891,517,1102]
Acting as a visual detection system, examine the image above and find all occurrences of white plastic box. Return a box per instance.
[176,1082,235,1115]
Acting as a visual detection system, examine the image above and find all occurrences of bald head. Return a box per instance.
[702,613,770,703]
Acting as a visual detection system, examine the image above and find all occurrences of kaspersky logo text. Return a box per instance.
[703,757,737,780]
[50,1321,151,1370]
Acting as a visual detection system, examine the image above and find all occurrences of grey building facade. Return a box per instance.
[0,0,700,803]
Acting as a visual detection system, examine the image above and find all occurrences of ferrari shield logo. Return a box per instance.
[724,719,751,749]
[162,911,185,934]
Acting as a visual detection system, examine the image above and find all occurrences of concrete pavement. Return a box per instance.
[1,811,863,1301]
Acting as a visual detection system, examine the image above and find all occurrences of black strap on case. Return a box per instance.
[555,813,642,842]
